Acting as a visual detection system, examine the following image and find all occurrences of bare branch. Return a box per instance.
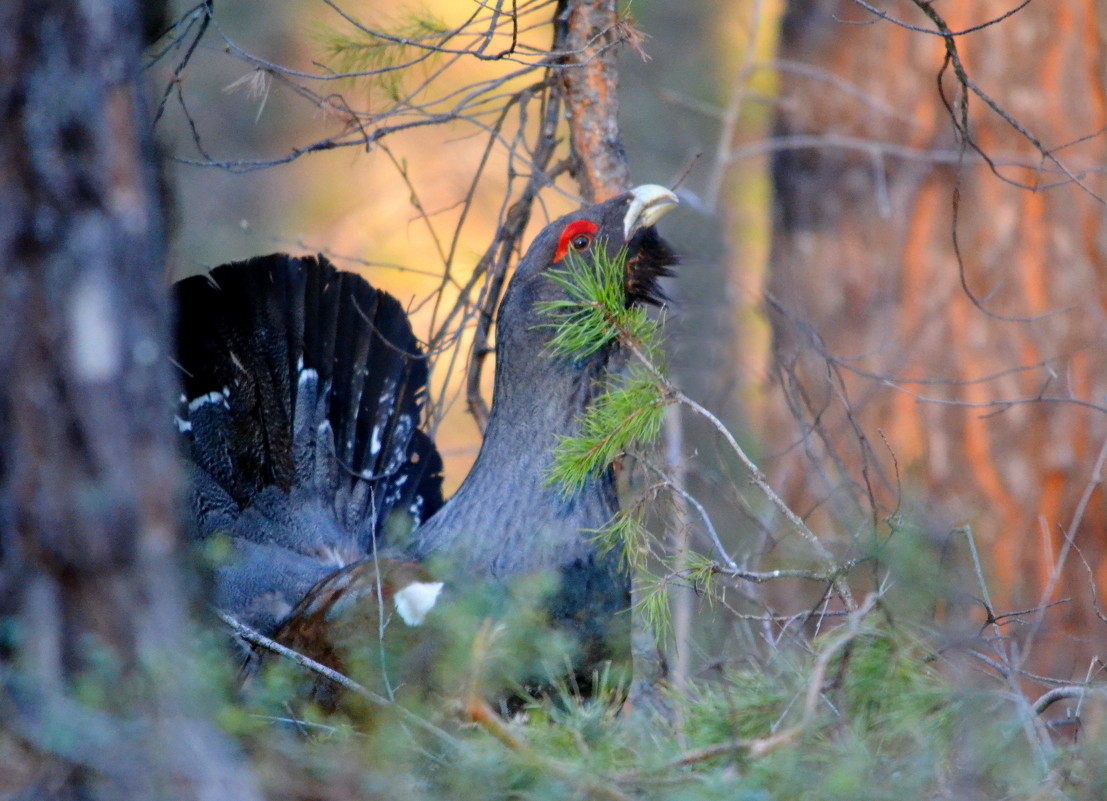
[218,612,458,745]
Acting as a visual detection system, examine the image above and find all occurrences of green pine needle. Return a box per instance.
[637,573,674,642]
[682,551,718,600]
[590,508,651,572]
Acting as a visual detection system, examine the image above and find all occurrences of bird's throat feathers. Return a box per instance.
[488,327,613,441]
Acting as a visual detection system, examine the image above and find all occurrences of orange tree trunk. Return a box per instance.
[763,0,1107,674]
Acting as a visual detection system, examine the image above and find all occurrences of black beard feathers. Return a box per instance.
[624,226,678,307]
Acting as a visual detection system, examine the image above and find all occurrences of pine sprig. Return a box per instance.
[538,244,662,363]
[637,574,674,642]
[590,508,652,572]
[681,551,719,601]
[325,11,449,71]
[537,243,669,495]
[538,241,677,641]
[321,12,450,100]
[548,373,666,494]
[590,506,681,640]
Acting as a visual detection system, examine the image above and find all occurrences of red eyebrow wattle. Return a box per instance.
[554,219,599,263]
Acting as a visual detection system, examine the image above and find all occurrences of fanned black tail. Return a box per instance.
[174,254,443,634]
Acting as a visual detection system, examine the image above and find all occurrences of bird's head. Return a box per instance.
[497,185,679,362]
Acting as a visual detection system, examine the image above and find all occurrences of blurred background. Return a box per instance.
[157,0,1107,683]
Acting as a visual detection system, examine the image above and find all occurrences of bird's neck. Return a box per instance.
[471,334,612,500]
[489,339,606,440]
[411,338,619,574]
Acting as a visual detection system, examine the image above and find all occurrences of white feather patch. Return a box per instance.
[393,581,443,626]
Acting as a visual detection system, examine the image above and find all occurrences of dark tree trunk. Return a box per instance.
[0,1,259,798]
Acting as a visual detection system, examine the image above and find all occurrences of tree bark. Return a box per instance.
[763,0,1107,673]
[556,0,633,201]
[0,1,260,798]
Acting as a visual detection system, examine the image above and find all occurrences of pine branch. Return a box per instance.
[538,243,668,493]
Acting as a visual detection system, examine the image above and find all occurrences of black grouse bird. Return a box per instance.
[174,185,678,684]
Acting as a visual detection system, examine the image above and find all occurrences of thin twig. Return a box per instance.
[1031,685,1106,716]
[218,612,457,745]
[1020,434,1107,665]
[675,388,856,611]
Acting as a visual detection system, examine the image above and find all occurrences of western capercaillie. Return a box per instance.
[174,185,678,686]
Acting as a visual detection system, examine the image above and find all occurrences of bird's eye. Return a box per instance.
[554,219,601,263]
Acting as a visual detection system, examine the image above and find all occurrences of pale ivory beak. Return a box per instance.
[623,184,679,239]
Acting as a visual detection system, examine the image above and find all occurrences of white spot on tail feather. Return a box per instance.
[393,581,443,626]
[298,367,318,388]
[188,391,226,413]
[370,378,399,460]
[385,415,414,472]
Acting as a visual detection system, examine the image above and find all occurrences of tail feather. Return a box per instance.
[175,263,300,505]
[174,254,443,633]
